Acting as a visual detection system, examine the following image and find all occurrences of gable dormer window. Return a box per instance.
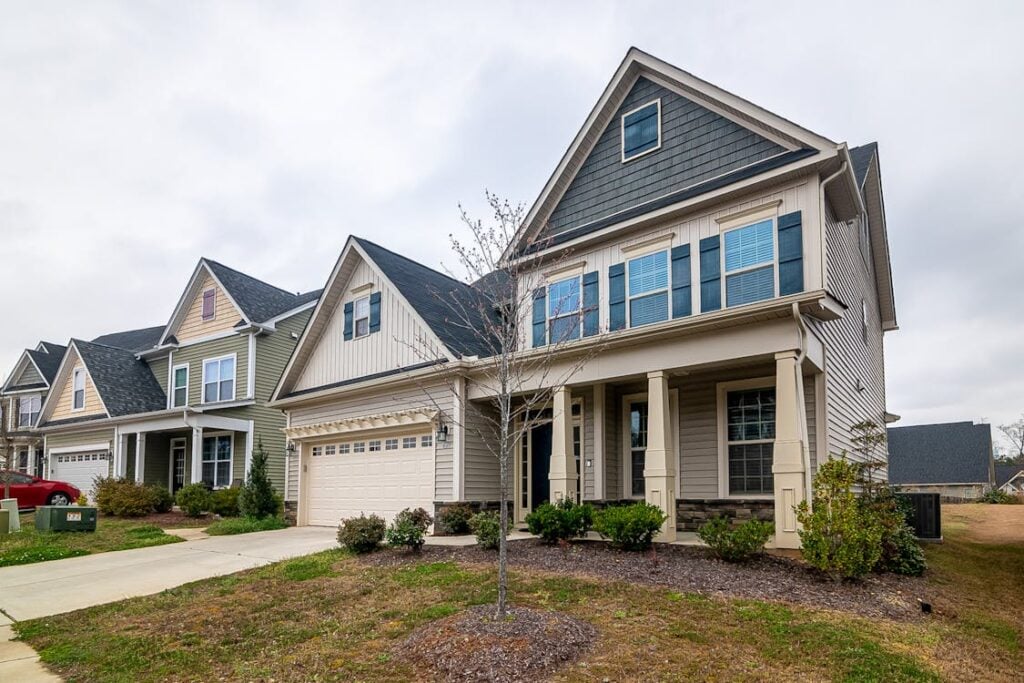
[353,296,370,338]
[201,288,216,320]
[621,99,661,162]
[72,368,85,410]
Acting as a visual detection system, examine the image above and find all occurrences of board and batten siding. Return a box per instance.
[172,334,250,406]
[174,274,240,343]
[292,257,442,394]
[50,351,105,421]
[806,201,888,472]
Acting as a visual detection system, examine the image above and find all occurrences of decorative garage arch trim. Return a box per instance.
[283,407,439,440]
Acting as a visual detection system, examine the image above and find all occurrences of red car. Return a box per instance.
[1,472,81,510]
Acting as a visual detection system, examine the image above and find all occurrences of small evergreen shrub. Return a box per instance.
[865,488,927,576]
[75,494,89,506]
[338,514,386,553]
[594,502,667,551]
[238,437,279,519]
[980,488,1015,504]
[469,511,502,550]
[525,499,594,544]
[210,487,241,517]
[93,477,156,517]
[436,504,474,535]
[175,483,211,518]
[697,517,774,562]
[385,507,433,552]
[147,485,174,514]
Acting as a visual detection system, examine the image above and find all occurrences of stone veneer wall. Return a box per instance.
[283,500,298,526]
[676,499,775,531]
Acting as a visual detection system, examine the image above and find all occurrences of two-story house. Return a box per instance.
[30,259,318,499]
[271,48,896,548]
[1,342,66,476]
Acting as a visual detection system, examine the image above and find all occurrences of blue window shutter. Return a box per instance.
[608,263,626,331]
[343,302,354,341]
[582,271,600,337]
[670,244,692,318]
[532,288,546,347]
[699,236,721,312]
[777,211,803,295]
[368,292,382,333]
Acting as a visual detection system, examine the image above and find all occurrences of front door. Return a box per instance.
[530,423,552,511]
[171,441,186,494]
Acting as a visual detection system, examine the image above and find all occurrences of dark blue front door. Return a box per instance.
[530,423,552,510]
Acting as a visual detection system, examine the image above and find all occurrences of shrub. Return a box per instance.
[436,504,474,535]
[796,457,883,581]
[980,488,1015,504]
[206,516,289,536]
[698,517,774,562]
[210,487,241,517]
[865,487,927,576]
[385,507,433,552]
[338,514,386,553]
[239,437,279,519]
[525,499,594,544]
[469,511,503,550]
[147,485,174,514]
[93,477,156,517]
[594,502,667,551]
[175,483,211,518]
[75,494,89,507]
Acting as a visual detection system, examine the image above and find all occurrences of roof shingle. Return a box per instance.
[204,259,320,324]
[72,339,167,418]
[887,422,993,485]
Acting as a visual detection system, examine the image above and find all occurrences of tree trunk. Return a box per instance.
[496,419,509,619]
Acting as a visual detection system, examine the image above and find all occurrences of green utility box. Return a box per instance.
[35,505,97,532]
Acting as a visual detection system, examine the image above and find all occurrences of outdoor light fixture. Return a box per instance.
[285,442,296,456]
[436,422,449,444]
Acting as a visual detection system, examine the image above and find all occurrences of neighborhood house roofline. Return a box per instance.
[2,349,49,393]
[37,340,112,424]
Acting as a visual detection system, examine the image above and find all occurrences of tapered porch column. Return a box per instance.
[645,370,676,542]
[191,427,203,485]
[773,351,808,549]
[548,386,578,503]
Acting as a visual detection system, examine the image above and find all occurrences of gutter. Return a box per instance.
[817,160,847,291]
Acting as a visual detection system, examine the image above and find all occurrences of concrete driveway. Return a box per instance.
[0,526,338,621]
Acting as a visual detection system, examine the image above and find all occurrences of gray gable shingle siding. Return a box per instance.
[27,345,65,384]
[73,339,167,417]
[545,76,787,236]
[887,422,994,485]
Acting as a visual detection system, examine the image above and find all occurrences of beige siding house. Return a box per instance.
[1,341,66,478]
[271,49,898,549]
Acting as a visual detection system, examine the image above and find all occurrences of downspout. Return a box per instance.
[791,303,813,503]
[817,160,848,291]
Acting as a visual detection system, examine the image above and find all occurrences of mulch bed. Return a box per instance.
[362,540,926,620]
[395,604,595,682]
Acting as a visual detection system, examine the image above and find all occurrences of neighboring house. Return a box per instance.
[1,341,66,476]
[887,422,995,500]
[995,463,1024,495]
[270,48,897,549]
[28,259,318,498]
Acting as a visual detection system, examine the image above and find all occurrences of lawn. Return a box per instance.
[0,512,202,567]
[14,504,1024,682]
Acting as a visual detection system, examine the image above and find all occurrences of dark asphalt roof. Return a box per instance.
[995,463,1024,488]
[91,326,165,354]
[204,259,320,324]
[71,339,167,418]
[354,237,500,358]
[850,142,877,189]
[887,422,993,485]
[27,344,65,383]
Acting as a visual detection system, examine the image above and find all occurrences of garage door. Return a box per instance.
[50,451,110,499]
[305,433,434,527]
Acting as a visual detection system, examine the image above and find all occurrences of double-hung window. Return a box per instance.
[725,388,776,495]
[18,395,40,427]
[724,219,775,307]
[72,368,85,410]
[201,434,232,488]
[547,276,581,342]
[621,100,661,162]
[201,288,216,320]
[628,250,669,326]
[171,364,189,407]
[353,296,370,338]
[202,356,235,403]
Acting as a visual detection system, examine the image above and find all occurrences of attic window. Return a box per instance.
[621,100,661,162]
[72,368,85,410]
[353,296,370,338]
[201,288,216,320]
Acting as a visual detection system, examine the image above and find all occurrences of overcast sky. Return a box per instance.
[1,2,1022,448]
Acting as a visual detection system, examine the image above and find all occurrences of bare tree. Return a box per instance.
[998,414,1024,463]
[410,192,602,618]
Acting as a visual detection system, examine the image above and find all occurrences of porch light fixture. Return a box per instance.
[285,442,296,456]
[436,422,449,444]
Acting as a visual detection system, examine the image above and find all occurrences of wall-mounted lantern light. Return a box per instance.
[436,422,449,444]
[286,442,296,456]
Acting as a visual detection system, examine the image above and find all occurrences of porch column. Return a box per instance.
[645,371,676,542]
[116,432,130,477]
[772,351,808,549]
[134,433,146,483]
[548,386,577,503]
[191,427,203,485]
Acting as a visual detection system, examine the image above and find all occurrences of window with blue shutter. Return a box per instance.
[670,245,691,318]
[777,211,803,295]
[532,288,546,348]
[724,219,775,307]
[368,291,382,333]
[342,301,354,341]
[608,263,626,331]
[627,250,669,327]
[622,100,660,161]
[582,271,600,336]
[547,276,581,343]
[699,236,721,312]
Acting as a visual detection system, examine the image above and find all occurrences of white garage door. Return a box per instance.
[305,433,434,527]
[50,451,110,499]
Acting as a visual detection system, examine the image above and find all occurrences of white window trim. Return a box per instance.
[621,391,679,500]
[716,376,776,499]
[201,431,234,489]
[620,98,662,163]
[71,367,86,412]
[18,393,40,428]
[171,363,190,408]
[352,295,371,339]
[547,274,583,341]
[201,287,217,321]
[201,353,237,405]
[626,249,671,328]
[721,216,779,309]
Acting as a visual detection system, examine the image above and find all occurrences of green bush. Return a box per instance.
[147,485,174,514]
[93,477,156,517]
[593,502,667,551]
[206,516,288,536]
[436,504,474,535]
[337,514,386,553]
[175,483,211,518]
[980,488,1015,504]
[239,437,279,519]
[878,523,927,576]
[469,511,503,550]
[210,487,241,517]
[525,499,594,544]
[385,507,433,552]
[697,517,774,562]
[796,457,883,581]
